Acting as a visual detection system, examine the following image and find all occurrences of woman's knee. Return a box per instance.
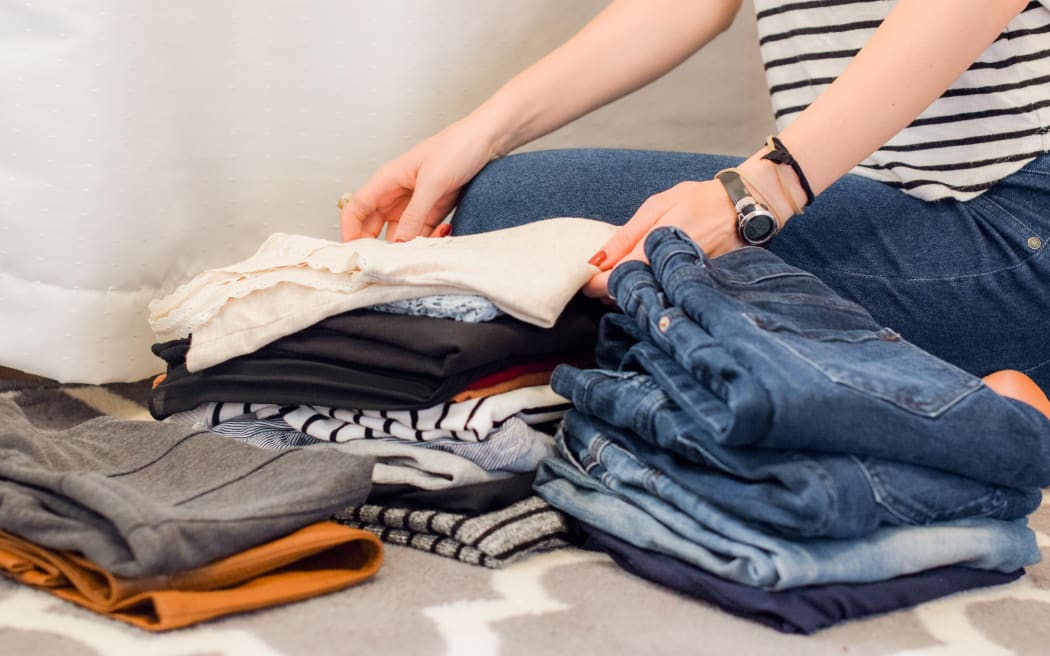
[453,150,581,234]
[454,148,738,234]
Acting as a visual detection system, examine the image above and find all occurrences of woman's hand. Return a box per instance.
[582,180,746,298]
[340,0,747,244]
[339,119,499,242]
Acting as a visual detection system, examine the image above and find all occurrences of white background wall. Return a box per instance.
[0,1,774,382]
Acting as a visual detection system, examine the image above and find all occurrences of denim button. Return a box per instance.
[658,316,671,332]
[1028,236,1043,250]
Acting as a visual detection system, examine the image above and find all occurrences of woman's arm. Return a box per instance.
[474,0,744,157]
[737,0,1032,213]
[343,0,744,242]
[588,0,1032,294]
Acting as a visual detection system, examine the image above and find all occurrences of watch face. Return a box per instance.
[742,213,776,244]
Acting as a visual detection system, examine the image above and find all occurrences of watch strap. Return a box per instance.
[715,170,752,209]
[715,169,780,246]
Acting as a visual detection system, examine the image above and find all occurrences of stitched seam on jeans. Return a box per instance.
[1012,165,1050,179]
[795,245,1044,283]
[854,457,918,525]
[972,194,1044,239]
[792,453,837,537]
[858,457,1006,524]
[715,269,820,287]
[1024,355,1050,374]
[760,328,980,418]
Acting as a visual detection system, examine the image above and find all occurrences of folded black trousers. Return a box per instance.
[150,300,600,418]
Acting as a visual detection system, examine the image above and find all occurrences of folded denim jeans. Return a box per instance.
[577,522,1024,635]
[602,228,1050,487]
[533,437,1040,590]
[549,400,1039,539]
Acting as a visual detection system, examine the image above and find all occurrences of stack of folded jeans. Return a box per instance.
[534,227,1050,633]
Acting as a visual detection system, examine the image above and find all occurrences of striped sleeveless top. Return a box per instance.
[753,0,1050,201]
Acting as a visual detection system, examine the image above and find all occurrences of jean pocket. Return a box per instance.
[966,194,1046,266]
[746,313,982,418]
[857,457,1008,525]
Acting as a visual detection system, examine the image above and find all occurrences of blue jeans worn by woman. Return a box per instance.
[451,149,1050,392]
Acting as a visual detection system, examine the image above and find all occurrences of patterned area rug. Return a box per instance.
[3,368,1050,656]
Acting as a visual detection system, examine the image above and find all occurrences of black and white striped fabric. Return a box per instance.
[334,496,572,568]
[205,415,557,474]
[754,0,1050,201]
[171,385,570,443]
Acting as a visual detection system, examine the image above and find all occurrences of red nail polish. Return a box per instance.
[434,224,452,237]
[588,250,607,267]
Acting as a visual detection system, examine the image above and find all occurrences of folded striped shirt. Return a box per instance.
[175,385,570,443]
[208,415,555,473]
[334,496,572,568]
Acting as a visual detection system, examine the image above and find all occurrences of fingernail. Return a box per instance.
[434,224,452,237]
[588,250,607,267]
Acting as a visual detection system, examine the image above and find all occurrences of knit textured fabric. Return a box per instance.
[333,496,572,568]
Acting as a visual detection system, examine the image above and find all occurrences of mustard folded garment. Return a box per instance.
[0,522,383,631]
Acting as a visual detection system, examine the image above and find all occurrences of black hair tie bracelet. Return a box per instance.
[761,136,816,206]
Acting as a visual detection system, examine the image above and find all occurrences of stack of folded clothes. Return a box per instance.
[533,227,1050,634]
[0,398,383,630]
[146,218,616,567]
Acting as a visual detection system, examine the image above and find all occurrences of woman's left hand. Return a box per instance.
[582,180,747,298]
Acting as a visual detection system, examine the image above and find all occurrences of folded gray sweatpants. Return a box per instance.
[0,398,374,578]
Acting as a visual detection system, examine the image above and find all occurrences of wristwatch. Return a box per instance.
[715,170,780,246]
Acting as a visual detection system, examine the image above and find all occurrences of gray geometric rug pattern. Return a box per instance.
[2,371,1049,656]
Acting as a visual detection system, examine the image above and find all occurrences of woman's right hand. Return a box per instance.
[339,118,500,242]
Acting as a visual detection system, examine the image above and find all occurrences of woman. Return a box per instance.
[340,0,1050,411]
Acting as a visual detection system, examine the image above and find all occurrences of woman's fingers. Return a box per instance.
[339,192,378,241]
[390,175,446,242]
[582,194,670,297]
[341,158,420,240]
[589,194,670,269]
[340,170,413,240]
[582,269,611,298]
[583,234,648,298]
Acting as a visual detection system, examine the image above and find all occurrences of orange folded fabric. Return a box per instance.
[450,371,554,403]
[0,521,382,631]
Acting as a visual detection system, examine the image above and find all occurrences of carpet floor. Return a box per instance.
[2,369,1048,656]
